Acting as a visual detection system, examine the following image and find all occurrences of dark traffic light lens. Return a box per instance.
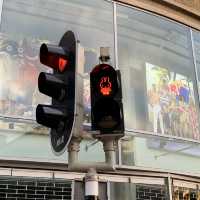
[36,104,67,131]
[92,99,121,132]
[38,72,66,101]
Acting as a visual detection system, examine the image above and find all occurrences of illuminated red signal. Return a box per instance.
[100,76,112,96]
[40,44,68,72]
[90,64,118,97]
[90,63,124,134]
[59,58,68,72]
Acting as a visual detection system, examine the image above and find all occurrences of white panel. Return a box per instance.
[54,171,85,180]
[12,169,52,178]
[0,168,11,176]
[130,176,164,185]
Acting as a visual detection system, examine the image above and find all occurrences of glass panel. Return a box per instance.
[193,30,200,103]
[110,182,136,200]
[117,5,200,141]
[0,0,114,160]
[110,182,167,200]
[173,179,200,200]
[121,135,200,173]
[79,139,105,162]
[173,187,198,199]
[121,136,134,165]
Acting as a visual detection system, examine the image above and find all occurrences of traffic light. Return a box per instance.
[36,31,76,154]
[90,64,124,135]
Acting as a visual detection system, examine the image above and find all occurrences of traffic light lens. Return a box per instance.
[40,44,68,72]
[38,72,66,101]
[100,76,112,96]
[59,58,68,72]
[36,104,67,130]
[91,64,118,97]
[93,99,121,132]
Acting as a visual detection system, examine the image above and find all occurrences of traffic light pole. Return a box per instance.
[68,136,117,200]
[68,136,117,171]
[102,137,116,166]
[36,36,121,199]
[67,47,124,199]
[84,168,99,200]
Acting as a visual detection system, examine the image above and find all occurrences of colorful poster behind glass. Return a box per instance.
[0,35,92,128]
[0,34,44,119]
[146,62,200,140]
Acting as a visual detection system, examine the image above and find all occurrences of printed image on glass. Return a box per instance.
[146,63,200,140]
[0,34,51,120]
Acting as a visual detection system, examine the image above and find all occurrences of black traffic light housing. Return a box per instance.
[90,64,124,135]
[36,31,76,155]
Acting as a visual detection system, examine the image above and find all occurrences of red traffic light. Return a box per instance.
[40,44,69,72]
[100,76,112,96]
[90,64,124,134]
[36,30,77,154]
[90,64,118,97]
[59,57,68,72]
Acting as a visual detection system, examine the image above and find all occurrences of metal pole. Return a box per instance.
[68,137,81,164]
[102,137,116,166]
[165,175,173,200]
[84,168,99,200]
[68,136,117,171]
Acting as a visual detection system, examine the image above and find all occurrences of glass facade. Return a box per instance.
[110,182,167,200]
[0,0,113,161]
[116,4,200,173]
[110,182,137,200]
[0,0,199,175]
[117,5,200,140]
[193,30,200,100]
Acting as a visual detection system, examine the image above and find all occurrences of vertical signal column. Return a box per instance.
[36,31,76,155]
[90,63,124,135]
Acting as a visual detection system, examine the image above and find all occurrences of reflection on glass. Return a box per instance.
[173,185,200,199]
[0,0,114,160]
[121,136,134,165]
[0,35,44,119]
[110,182,166,200]
[110,182,136,200]
[117,5,200,141]
[146,62,199,139]
[147,138,200,157]
[193,30,200,104]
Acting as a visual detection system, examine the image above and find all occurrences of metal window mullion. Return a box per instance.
[0,0,4,29]
[118,139,122,166]
[113,2,119,70]
[165,175,173,200]
[107,181,111,200]
[190,29,200,108]
[113,2,123,167]
[71,180,75,200]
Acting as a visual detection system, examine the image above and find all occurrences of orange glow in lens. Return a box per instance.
[59,58,68,72]
[100,76,112,96]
